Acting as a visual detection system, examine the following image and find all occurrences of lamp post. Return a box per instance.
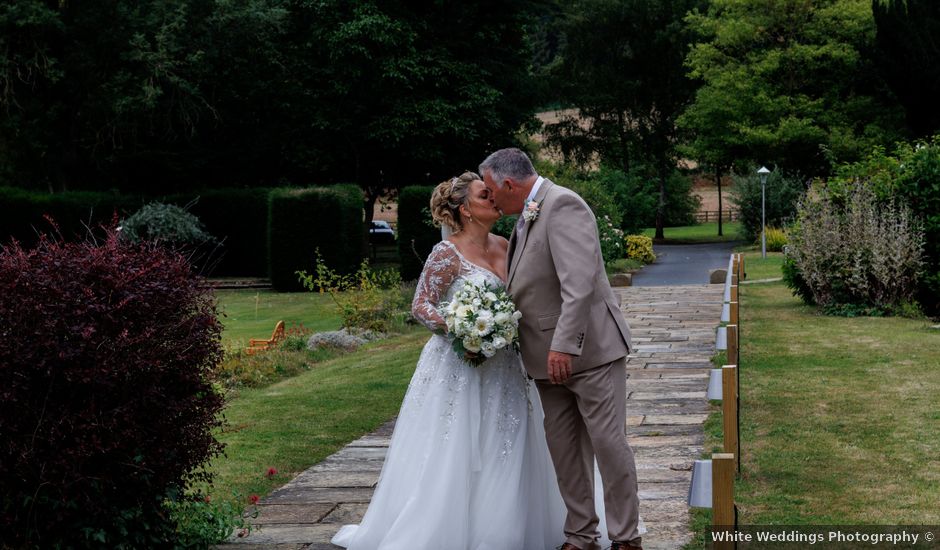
[758,166,770,259]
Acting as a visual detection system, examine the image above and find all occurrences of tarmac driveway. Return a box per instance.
[630,242,741,286]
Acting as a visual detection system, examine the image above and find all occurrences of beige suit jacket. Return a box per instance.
[507,179,631,380]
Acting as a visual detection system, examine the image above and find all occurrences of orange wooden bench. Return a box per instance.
[246,320,286,355]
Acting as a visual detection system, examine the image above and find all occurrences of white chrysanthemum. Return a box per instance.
[447,300,459,314]
[474,315,494,336]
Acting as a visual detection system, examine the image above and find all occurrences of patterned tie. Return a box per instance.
[515,214,525,234]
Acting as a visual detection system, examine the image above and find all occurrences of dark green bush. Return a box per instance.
[169,189,272,277]
[0,187,138,248]
[781,254,815,306]
[268,185,364,291]
[731,168,805,242]
[535,161,699,233]
[121,202,217,246]
[397,186,438,281]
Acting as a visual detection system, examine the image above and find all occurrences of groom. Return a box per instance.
[480,148,642,550]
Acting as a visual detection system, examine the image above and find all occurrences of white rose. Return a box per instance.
[494,311,511,325]
[481,341,496,358]
[463,335,482,352]
[484,291,498,304]
[512,310,523,322]
[472,297,482,307]
[491,336,507,350]
[456,304,473,320]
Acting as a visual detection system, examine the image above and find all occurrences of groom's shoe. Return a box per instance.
[610,541,643,550]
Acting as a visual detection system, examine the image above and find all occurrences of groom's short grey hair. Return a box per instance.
[479,148,535,188]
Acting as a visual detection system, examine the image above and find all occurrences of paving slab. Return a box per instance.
[219,283,723,549]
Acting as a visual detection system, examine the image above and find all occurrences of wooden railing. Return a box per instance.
[694,209,741,223]
[690,253,746,547]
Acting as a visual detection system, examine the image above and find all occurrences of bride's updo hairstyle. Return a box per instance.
[430,171,480,233]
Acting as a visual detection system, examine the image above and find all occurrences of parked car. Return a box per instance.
[369,220,396,245]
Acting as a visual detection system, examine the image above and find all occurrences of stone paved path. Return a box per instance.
[217,284,723,550]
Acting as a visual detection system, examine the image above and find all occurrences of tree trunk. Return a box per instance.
[655,164,666,240]
[716,167,723,237]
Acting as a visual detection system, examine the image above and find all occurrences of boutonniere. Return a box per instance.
[521,200,541,223]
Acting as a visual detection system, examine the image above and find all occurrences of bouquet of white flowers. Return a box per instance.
[441,280,522,366]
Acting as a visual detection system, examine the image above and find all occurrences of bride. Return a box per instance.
[331,171,569,549]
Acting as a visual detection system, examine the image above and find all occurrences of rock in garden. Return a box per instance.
[609,273,632,287]
[709,269,727,284]
[307,328,387,351]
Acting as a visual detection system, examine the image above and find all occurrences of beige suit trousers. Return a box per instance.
[535,357,642,548]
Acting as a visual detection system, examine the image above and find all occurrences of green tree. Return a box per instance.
[872,0,940,138]
[0,0,543,212]
[544,0,704,239]
[0,0,290,192]
[682,0,905,180]
[286,0,542,228]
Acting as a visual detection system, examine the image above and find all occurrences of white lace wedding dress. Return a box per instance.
[331,240,569,549]
[331,240,629,550]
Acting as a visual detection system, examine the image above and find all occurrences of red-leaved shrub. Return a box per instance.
[0,229,224,547]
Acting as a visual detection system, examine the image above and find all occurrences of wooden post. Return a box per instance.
[730,284,738,303]
[731,273,738,287]
[737,253,746,281]
[722,365,739,471]
[712,453,736,547]
[727,325,738,367]
[729,300,738,326]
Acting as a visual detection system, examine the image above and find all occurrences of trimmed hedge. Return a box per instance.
[167,188,271,277]
[0,187,138,248]
[1,187,272,278]
[397,185,438,281]
[268,185,364,291]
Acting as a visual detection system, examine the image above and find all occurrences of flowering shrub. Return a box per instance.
[786,183,925,313]
[624,234,656,264]
[0,230,224,547]
[598,215,625,264]
[763,226,788,252]
[297,251,409,332]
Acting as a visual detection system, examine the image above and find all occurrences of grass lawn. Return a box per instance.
[737,248,785,281]
[215,289,342,350]
[641,221,744,243]
[687,282,940,546]
[203,329,428,502]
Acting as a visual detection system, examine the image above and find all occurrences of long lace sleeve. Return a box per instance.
[411,242,462,332]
